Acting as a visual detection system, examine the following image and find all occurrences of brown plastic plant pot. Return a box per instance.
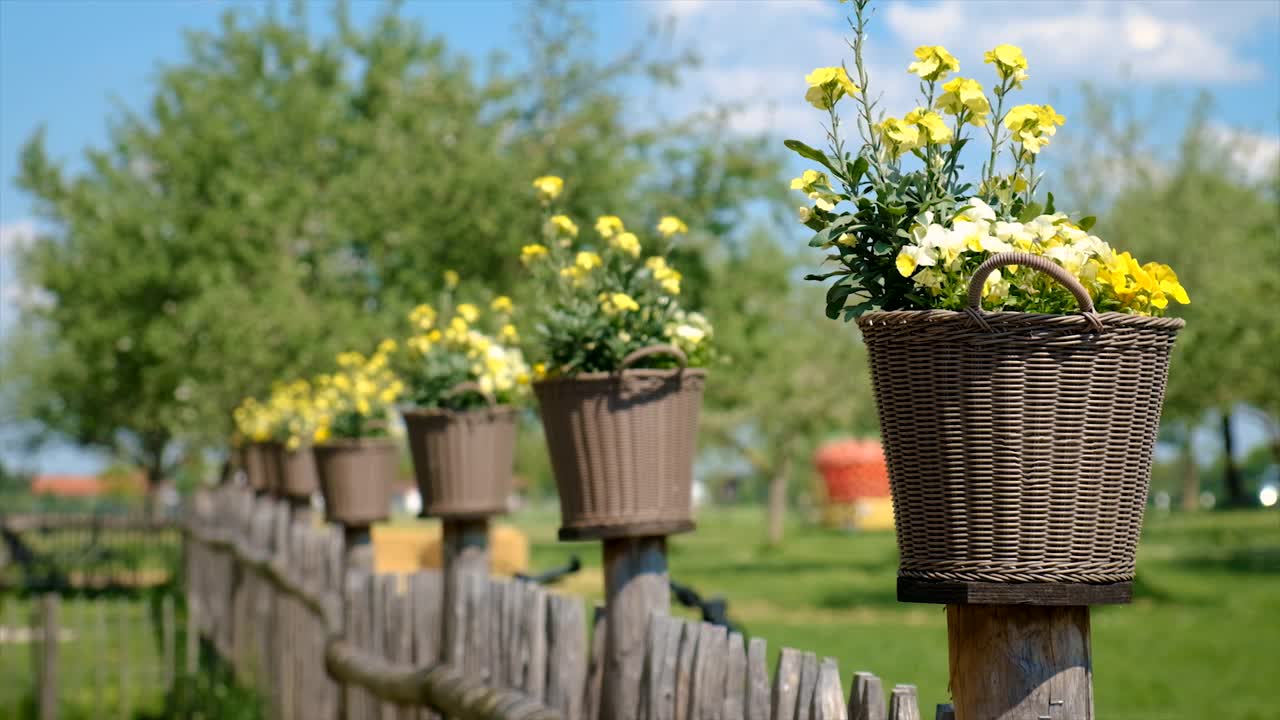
[242,442,274,494]
[534,344,705,541]
[267,442,320,500]
[313,437,397,526]
[402,382,517,519]
[857,252,1183,589]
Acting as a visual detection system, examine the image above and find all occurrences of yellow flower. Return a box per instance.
[336,351,364,368]
[612,231,642,258]
[448,316,469,338]
[804,66,860,109]
[547,214,578,238]
[376,338,397,355]
[532,175,564,203]
[895,245,936,277]
[790,169,828,194]
[984,44,1029,86]
[1004,104,1063,154]
[521,243,549,265]
[656,216,688,237]
[905,108,953,145]
[599,292,640,315]
[660,273,681,295]
[456,303,480,323]
[645,255,682,294]
[575,251,603,271]
[907,45,959,81]
[1144,262,1190,305]
[313,425,331,443]
[500,323,519,342]
[408,304,437,329]
[443,270,460,289]
[490,296,513,313]
[877,116,921,157]
[936,77,990,125]
[595,215,625,238]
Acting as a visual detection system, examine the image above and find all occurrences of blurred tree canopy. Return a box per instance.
[1063,90,1280,506]
[6,1,787,488]
[701,229,878,543]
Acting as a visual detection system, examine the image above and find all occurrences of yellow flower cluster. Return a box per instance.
[893,198,1189,315]
[936,77,991,126]
[232,397,275,443]
[525,175,711,374]
[907,45,959,82]
[877,109,952,157]
[984,44,1028,87]
[404,293,531,400]
[312,341,405,440]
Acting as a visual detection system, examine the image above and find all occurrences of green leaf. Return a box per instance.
[1045,192,1056,214]
[848,156,869,187]
[1077,215,1097,231]
[808,227,833,247]
[1017,202,1044,223]
[783,139,842,177]
[805,270,850,282]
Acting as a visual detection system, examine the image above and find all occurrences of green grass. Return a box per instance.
[0,593,173,719]
[508,505,1280,720]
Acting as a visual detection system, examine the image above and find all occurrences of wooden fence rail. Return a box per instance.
[185,487,927,720]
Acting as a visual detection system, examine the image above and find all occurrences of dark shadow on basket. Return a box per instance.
[606,370,686,409]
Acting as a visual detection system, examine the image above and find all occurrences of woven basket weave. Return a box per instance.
[857,252,1183,585]
[267,443,319,500]
[313,438,396,526]
[243,442,274,494]
[534,345,705,537]
[402,382,517,518]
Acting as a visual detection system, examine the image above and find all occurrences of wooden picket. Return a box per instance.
[183,486,923,720]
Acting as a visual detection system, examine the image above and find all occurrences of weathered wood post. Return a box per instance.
[38,593,59,720]
[600,534,670,720]
[440,515,490,663]
[899,580,1125,720]
[342,525,374,573]
[946,605,1092,720]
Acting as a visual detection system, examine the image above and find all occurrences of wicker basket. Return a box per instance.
[266,443,319,500]
[858,252,1183,585]
[402,382,517,518]
[313,438,396,526]
[242,442,274,494]
[534,344,705,540]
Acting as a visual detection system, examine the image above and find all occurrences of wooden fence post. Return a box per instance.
[946,605,1092,720]
[441,517,489,664]
[38,593,59,720]
[600,536,669,720]
[345,525,374,574]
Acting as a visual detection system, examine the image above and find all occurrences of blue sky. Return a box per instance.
[1,0,1277,473]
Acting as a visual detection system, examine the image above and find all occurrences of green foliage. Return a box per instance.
[5,1,784,478]
[701,229,878,490]
[521,200,712,375]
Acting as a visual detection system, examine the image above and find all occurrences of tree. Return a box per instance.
[701,229,879,545]
[5,2,785,495]
[1062,92,1280,506]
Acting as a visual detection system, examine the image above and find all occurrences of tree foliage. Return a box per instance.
[6,1,785,484]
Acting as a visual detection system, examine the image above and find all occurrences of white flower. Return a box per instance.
[798,206,812,223]
[674,324,707,346]
[896,244,937,276]
[956,197,997,222]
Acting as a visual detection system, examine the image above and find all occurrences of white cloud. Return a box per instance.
[1208,124,1280,181]
[0,219,37,255]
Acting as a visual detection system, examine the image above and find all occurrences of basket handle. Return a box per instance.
[966,251,1102,331]
[620,344,688,370]
[442,381,496,407]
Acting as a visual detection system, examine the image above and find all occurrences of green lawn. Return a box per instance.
[509,505,1280,720]
[0,594,172,720]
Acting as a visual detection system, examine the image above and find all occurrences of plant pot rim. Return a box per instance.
[857,308,1184,330]
[400,404,517,419]
[534,366,708,386]
[314,437,397,450]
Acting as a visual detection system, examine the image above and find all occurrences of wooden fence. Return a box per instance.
[186,486,937,720]
[0,512,181,593]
